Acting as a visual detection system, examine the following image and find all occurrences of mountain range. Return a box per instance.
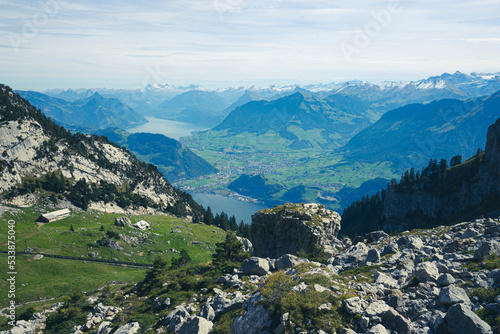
[95,129,217,182]
[16,91,147,130]
[0,85,203,218]
[343,91,500,169]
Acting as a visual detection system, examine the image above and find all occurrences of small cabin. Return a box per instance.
[37,208,71,223]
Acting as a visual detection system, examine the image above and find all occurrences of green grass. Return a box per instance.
[0,206,227,307]
[180,130,398,211]
[0,253,146,307]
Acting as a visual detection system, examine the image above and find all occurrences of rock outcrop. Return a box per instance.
[251,203,342,258]
[0,85,196,216]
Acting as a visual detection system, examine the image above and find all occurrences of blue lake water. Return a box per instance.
[190,193,268,225]
[127,117,209,140]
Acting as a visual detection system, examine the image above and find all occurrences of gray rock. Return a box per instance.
[314,284,330,293]
[275,254,307,271]
[114,216,132,227]
[381,243,399,256]
[364,301,391,317]
[439,285,471,305]
[218,274,243,287]
[291,282,308,293]
[152,297,163,311]
[212,291,250,317]
[96,321,112,334]
[340,329,357,334]
[179,316,213,334]
[488,269,500,286]
[343,296,369,314]
[319,303,333,312]
[461,228,480,239]
[236,236,253,253]
[114,322,140,334]
[367,324,390,334]
[437,273,456,287]
[241,257,270,276]
[335,242,369,264]
[474,240,500,260]
[230,304,271,334]
[415,262,439,282]
[199,303,215,322]
[366,230,389,243]
[98,239,123,251]
[367,248,381,262]
[381,308,412,334]
[428,311,447,334]
[443,238,476,253]
[251,203,341,258]
[397,235,423,249]
[444,303,493,334]
[163,306,190,333]
[373,271,398,288]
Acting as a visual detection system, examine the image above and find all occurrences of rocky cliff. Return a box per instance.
[251,203,342,258]
[0,84,200,216]
[381,118,500,231]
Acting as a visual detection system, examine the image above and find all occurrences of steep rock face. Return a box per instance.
[381,118,500,231]
[251,203,341,258]
[0,85,192,215]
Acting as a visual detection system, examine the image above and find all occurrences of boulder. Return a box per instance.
[133,220,150,230]
[199,303,215,322]
[381,308,412,334]
[114,322,140,334]
[474,240,500,260]
[439,286,471,305]
[367,324,389,334]
[236,236,253,253]
[397,235,423,249]
[366,248,380,263]
[443,238,475,253]
[114,216,132,227]
[230,304,271,334]
[366,230,389,243]
[241,257,270,276]
[437,273,456,287]
[275,254,307,271]
[179,316,213,334]
[444,303,493,334]
[333,242,369,265]
[343,296,369,314]
[98,239,123,251]
[163,306,190,333]
[251,203,341,258]
[415,262,439,282]
[373,271,398,288]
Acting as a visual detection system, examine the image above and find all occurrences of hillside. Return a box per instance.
[0,84,203,218]
[2,203,500,333]
[17,91,147,130]
[343,90,500,169]
[210,91,374,149]
[341,117,500,236]
[96,129,218,182]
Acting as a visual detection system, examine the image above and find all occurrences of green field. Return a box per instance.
[0,207,226,307]
[180,130,397,210]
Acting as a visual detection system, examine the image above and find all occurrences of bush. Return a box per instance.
[212,232,250,271]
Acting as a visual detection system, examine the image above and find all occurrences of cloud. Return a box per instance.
[1,0,499,90]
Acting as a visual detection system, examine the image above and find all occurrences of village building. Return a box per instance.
[37,208,71,223]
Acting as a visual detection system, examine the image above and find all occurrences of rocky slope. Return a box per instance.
[251,203,342,258]
[0,84,200,216]
[342,117,500,236]
[5,206,500,333]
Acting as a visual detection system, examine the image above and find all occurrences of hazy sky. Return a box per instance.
[1,0,499,91]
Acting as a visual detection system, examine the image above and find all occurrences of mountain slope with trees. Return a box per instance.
[0,84,201,218]
[341,117,500,236]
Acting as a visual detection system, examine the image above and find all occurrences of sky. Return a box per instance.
[1,0,499,91]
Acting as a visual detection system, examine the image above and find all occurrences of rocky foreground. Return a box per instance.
[3,206,500,333]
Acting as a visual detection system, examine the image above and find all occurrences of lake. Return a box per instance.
[190,193,268,225]
[127,117,210,140]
